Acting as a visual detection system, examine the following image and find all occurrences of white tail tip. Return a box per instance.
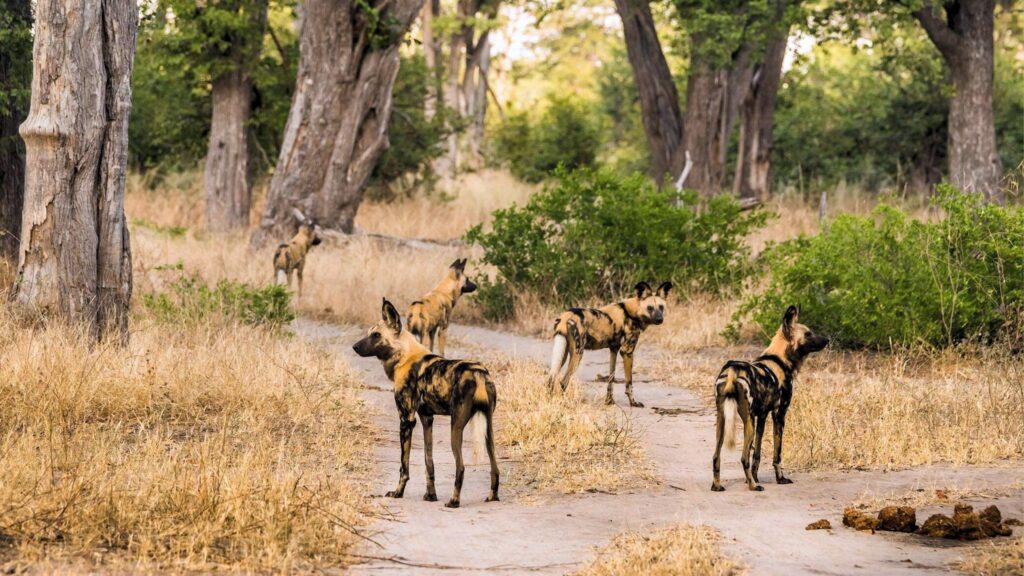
[275,269,286,285]
[723,398,738,450]
[550,334,568,378]
[470,412,487,465]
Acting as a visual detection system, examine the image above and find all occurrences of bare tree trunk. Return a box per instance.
[467,38,490,161]
[0,0,32,264]
[17,0,137,342]
[914,0,1002,202]
[613,0,683,186]
[204,1,268,233]
[734,34,787,199]
[251,0,425,245]
[435,15,464,179]
[681,48,730,196]
[421,0,440,120]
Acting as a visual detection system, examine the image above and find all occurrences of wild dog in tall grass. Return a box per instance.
[711,306,829,492]
[353,299,499,508]
[407,258,477,355]
[548,282,672,408]
[273,214,322,297]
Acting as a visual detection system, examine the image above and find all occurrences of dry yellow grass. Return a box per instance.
[656,343,1024,471]
[851,481,1024,512]
[0,313,375,572]
[956,537,1024,576]
[575,525,743,576]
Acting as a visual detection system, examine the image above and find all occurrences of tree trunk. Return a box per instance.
[460,0,495,167]
[914,0,1002,202]
[251,0,425,245]
[613,0,683,186]
[17,0,137,342]
[0,0,32,264]
[435,15,463,179]
[421,0,440,120]
[204,0,267,233]
[734,34,787,199]
[681,47,730,196]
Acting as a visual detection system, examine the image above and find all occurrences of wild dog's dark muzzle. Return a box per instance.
[651,312,664,325]
[462,279,478,294]
[352,337,375,357]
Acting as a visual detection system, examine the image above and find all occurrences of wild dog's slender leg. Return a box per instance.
[711,391,726,491]
[421,413,437,501]
[560,347,584,392]
[386,413,416,498]
[426,328,437,353]
[738,402,762,491]
[484,405,500,502]
[446,405,471,508]
[296,261,305,298]
[622,352,643,408]
[751,414,767,484]
[772,409,793,484]
[437,327,447,357]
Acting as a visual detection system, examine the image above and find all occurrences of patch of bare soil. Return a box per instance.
[296,319,1024,575]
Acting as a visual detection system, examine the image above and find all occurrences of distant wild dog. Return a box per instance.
[353,299,499,508]
[711,306,829,492]
[273,214,322,298]
[547,281,672,407]
[407,258,477,356]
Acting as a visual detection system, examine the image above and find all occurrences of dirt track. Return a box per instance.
[297,319,1024,575]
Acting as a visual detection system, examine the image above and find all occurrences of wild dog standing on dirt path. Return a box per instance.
[273,218,322,298]
[711,305,829,492]
[353,298,499,508]
[547,281,672,408]
[407,258,477,356]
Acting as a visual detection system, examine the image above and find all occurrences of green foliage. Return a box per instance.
[491,96,601,183]
[143,273,294,329]
[368,53,453,199]
[0,0,32,118]
[732,186,1024,349]
[466,167,769,319]
[595,45,651,175]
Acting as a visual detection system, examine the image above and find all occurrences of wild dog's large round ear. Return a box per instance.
[782,305,800,339]
[634,282,653,299]
[656,281,673,298]
[382,298,403,333]
[450,258,467,273]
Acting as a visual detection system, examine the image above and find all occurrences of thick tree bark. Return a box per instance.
[680,46,730,196]
[0,0,32,264]
[204,1,268,233]
[17,0,137,341]
[914,0,1002,202]
[734,34,787,199]
[251,0,425,245]
[613,0,684,186]
[421,0,440,120]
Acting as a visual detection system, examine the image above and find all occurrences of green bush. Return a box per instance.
[466,167,769,319]
[143,273,294,329]
[491,96,601,183]
[731,185,1024,349]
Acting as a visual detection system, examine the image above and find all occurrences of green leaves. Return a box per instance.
[732,185,1024,349]
[466,167,769,319]
[142,273,295,329]
[491,96,601,183]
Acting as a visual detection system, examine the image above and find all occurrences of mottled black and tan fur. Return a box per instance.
[407,258,477,356]
[711,305,829,492]
[353,298,498,508]
[547,281,672,407]
[273,222,322,298]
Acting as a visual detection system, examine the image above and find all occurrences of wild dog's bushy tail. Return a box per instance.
[273,244,290,284]
[722,370,738,449]
[549,334,568,379]
[407,302,425,341]
[470,411,487,465]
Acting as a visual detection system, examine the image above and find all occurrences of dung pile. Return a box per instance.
[842,503,1018,541]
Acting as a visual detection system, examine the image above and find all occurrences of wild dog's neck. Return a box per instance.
[294,228,314,250]
[381,331,431,381]
[433,274,461,306]
[619,298,644,326]
[761,331,802,382]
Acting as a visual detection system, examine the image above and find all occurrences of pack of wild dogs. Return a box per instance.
[275,224,829,508]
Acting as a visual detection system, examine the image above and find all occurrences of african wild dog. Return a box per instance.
[711,305,829,492]
[407,258,477,356]
[547,281,672,407]
[273,216,322,298]
[353,298,499,508]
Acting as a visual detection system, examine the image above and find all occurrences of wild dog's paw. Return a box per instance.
[423,492,438,502]
[750,484,765,492]
[777,477,794,485]
[629,400,645,408]
[485,494,500,502]
[385,490,404,498]
[711,484,725,492]
[604,395,615,405]
[445,499,460,509]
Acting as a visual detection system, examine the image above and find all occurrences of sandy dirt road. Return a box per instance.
[297,320,1023,575]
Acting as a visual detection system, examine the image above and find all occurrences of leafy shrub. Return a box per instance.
[143,273,294,329]
[491,96,601,183]
[466,167,769,319]
[732,185,1024,349]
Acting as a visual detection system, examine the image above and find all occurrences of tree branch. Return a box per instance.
[912,3,961,62]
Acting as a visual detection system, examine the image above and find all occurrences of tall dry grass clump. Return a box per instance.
[575,525,743,576]
[956,537,1024,576]
[486,357,654,494]
[0,314,374,572]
